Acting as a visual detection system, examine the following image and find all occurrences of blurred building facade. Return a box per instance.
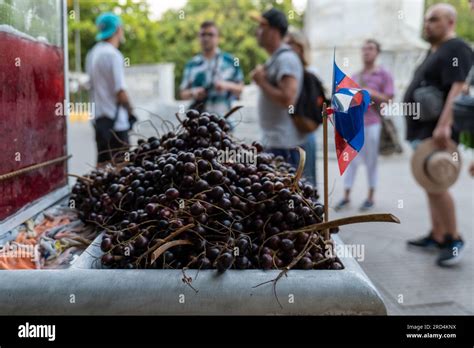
[304,0,429,140]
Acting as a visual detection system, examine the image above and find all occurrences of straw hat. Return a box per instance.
[411,138,462,193]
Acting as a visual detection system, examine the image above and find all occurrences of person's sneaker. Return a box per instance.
[437,238,465,267]
[407,233,444,252]
[334,199,350,212]
[359,200,374,212]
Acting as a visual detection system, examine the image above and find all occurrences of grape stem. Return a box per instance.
[253,231,315,309]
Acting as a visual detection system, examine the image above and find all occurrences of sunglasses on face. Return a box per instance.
[362,46,377,51]
[425,16,440,23]
[199,32,216,38]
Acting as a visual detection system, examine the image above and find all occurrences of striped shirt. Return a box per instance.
[180,49,244,116]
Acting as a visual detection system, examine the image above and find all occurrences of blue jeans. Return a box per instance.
[301,133,317,187]
[266,133,317,187]
[410,139,422,150]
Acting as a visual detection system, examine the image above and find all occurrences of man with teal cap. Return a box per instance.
[86,12,135,165]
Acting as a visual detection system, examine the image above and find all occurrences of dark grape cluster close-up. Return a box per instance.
[71,109,342,271]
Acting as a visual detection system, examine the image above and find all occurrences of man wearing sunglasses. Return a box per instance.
[180,21,244,116]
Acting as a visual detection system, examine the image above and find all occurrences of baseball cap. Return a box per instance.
[95,12,122,41]
[250,8,288,36]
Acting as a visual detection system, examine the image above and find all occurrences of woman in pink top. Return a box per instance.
[335,39,395,211]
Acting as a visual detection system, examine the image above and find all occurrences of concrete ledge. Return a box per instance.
[0,235,386,315]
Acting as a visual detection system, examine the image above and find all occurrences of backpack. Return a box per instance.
[266,48,328,133]
[292,70,328,133]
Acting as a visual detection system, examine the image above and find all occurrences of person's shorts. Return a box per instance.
[409,139,422,151]
[94,117,129,164]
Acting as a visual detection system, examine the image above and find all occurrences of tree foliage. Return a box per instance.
[67,0,303,96]
[425,0,474,43]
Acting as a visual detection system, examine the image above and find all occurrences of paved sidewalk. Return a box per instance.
[69,112,473,315]
[324,151,473,315]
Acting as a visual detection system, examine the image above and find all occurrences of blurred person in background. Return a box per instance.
[285,28,328,187]
[86,12,135,165]
[180,21,244,116]
[459,57,474,177]
[404,3,472,266]
[250,9,305,175]
[335,39,394,211]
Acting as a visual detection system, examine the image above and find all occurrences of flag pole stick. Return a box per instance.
[322,47,336,242]
[322,103,329,241]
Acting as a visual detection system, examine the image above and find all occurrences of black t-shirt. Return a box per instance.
[404,38,473,141]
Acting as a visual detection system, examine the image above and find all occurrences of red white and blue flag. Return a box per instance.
[328,61,370,175]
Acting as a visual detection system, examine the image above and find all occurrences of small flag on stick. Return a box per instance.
[328,60,370,175]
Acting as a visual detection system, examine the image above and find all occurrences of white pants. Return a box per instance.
[343,123,382,190]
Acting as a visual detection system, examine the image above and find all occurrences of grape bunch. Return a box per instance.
[71,109,342,271]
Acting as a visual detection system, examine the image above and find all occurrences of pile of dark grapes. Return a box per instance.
[71,109,342,271]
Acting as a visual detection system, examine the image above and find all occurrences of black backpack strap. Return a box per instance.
[208,52,220,87]
[265,48,292,69]
[312,73,328,104]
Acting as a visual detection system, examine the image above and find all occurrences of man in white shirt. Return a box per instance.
[86,12,134,165]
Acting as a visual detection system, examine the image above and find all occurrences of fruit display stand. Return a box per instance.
[0,112,392,317]
[0,232,386,315]
[0,0,392,316]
